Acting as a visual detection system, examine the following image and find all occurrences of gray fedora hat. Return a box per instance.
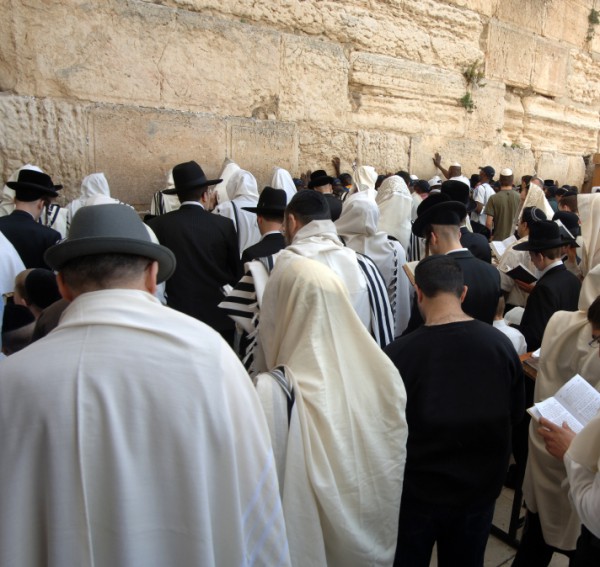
[44,204,176,283]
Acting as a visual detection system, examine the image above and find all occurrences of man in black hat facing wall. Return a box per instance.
[147,160,242,345]
[0,169,62,268]
[241,186,287,263]
[308,169,342,221]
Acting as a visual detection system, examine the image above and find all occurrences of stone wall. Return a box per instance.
[1,0,600,207]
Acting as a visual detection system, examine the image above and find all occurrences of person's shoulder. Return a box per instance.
[384,327,427,358]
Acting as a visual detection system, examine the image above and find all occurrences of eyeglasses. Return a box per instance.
[589,336,600,348]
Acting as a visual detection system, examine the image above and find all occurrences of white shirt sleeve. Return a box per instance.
[564,453,600,538]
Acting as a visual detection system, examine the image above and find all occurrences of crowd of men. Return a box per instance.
[0,154,599,567]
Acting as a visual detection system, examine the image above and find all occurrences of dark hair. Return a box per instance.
[259,212,284,223]
[339,173,352,186]
[588,296,600,328]
[560,195,578,213]
[286,190,331,224]
[176,187,209,203]
[375,174,388,190]
[414,255,464,299]
[499,174,514,187]
[414,179,431,194]
[61,253,151,292]
[521,175,533,185]
[396,171,412,187]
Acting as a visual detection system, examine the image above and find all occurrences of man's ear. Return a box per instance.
[415,284,424,304]
[143,261,159,295]
[460,284,468,303]
[56,272,75,302]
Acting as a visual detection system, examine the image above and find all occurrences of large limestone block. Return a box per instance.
[226,118,298,189]
[521,97,599,155]
[486,146,536,182]
[298,125,358,175]
[535,152,586,187]
[495,0,547,35]
[542,0,590,48]
[89,105,226,207]
[444,0,499,17]
[531,38,569,97]
[0,0,16,92]
[0,95,89,201]
[487,22,536,89]
[348,53,466,136]
[278,35,350,123]
[463,80,506,143]
[12,1,280,117]
[357,131,410,174]
[502,92,527,148]
[568,51,600,105]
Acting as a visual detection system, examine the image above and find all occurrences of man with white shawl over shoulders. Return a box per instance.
[336,191,412,337]
[513,193,600,566]
[255,254,408,567]
[213,168,261,256]
[270,166,297,204]
[376,174,415,254]
[66,173,112,233]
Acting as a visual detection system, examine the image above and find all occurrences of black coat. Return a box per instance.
[0,210,61,268]
[517,264,581,351]
[460,227,491,263]
[147,204,242,331]
[403,249,501,334]
[324,193,342,221]
[241,232,285,264]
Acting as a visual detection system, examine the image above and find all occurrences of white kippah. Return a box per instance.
[500,168,513,176]
[450,162,461,168]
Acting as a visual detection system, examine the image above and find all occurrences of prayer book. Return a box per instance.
[504,263,537,284]
[490,234,517,259]
[527,374,600,434]
[402,261,420,287]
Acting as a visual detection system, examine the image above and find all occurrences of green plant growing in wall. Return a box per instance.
[462,60,486,88]
[587,8,599,42]
[459,92,476,113]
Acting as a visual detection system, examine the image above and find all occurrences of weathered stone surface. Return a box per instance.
[535,152,586,187]
[568,51,600,105]
[357,131,410,174]
[462,80,506,143]
[521,96,599,155]
[348,53,466,136]
[542,0,590,48]
[502,91,527,149]
[495,0,547,35]
[227,119,298,189]
[486,22,537,89]
[298,126,358,175]
[531,38,569,97]
[279,36,350,123]
[0,0,17,92]
[0,95,89,201]
[89,105,226,207]
[445,0,499,18]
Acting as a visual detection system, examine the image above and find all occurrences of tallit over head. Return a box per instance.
[520,184,554,221]
[213,158,241,205]
[578,192,600,277]
[226,169,259,201]
[67,173,111,220]
[353,165,378,199]
[270,167,297,203]
[260,254,408,566]
[375,175,413,250]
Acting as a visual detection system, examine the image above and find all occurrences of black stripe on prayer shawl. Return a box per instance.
[355,254,394,348]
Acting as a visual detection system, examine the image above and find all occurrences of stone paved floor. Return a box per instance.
[428,487,570,566]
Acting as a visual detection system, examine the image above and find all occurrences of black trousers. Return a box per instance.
[572,526,600,567]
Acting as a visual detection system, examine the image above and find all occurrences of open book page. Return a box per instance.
[490,234,517,259]
[504,263,538,284]
[402,261,419,287]
[529,374,600,433]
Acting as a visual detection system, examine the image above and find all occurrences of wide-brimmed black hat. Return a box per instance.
[308,169,335,189]
[440,180,477,214]
[163,161,222,195]
[242,186,287,216]
[7,169,62,200]
[45,204,176,283]
[513,220,565,251]
[412,193,467,237]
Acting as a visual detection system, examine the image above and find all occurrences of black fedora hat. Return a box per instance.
[7,169,62,199]
[513,220,565,251]
[242,186,287,216]
[308,169,335,189]
[412,193,467,238]
[45,204,176,283]
[440,180,477,214]
[163,161,222,195]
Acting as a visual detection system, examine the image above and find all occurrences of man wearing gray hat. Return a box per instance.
[0,204,290,566]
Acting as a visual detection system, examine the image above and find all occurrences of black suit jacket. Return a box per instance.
[517,264,581,351]
[0,210,61,268]
[324,193,343,221]
[241,232,285,264]
[403,249,501,334]
[460,227,491,263]
[147,204,242,331]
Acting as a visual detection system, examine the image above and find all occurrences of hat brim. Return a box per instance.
[44,237,176,284]
[308,176,335,189]
[7,181,60,196]
[163,177,223,194]
[241,206,286,215]
[412,201,467,237]
[513,238,566,251]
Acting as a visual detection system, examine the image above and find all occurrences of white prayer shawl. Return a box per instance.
[257,256,408,567]
[214,169,261,256]
[522,264,600,550]
[578,192,600,276]
[496,236,540,307]
[375,175,413,252]
[214,158,241,206]
[0,231,25,351]
[270,167,297,204]
[335,192,412,336]
[66,173,111,224]
[353,165,378,199]
[0,164,44,217]
[519,185,554,223]
[41,203,68,238]
[150,169,180,216]
[0,289,290,567]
